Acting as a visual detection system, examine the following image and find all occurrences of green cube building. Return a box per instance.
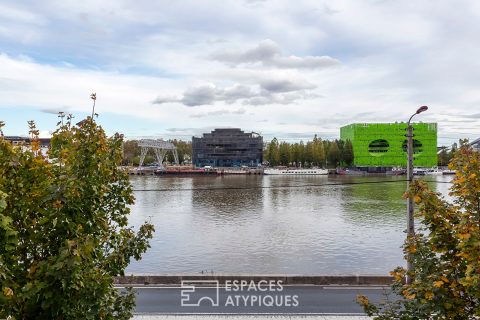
[340,123,437,167]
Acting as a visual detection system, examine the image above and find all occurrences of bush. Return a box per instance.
[358,145,480,319]
[0,116,154,319]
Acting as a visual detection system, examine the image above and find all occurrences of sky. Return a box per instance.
[1,0,480,145]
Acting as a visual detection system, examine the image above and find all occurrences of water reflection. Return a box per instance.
[338,177,406,226]
[190,176,263,223]
[126,175,451,275]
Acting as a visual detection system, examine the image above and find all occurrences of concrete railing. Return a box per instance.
[115,274,394,286]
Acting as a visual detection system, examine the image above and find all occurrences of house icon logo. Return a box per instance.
[180,280,220,307]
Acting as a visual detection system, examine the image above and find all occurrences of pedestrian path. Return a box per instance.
[133,315,371,320]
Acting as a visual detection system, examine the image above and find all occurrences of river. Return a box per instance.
[126,174,452,275]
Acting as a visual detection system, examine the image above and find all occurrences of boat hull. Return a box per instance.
[264,168,328,175]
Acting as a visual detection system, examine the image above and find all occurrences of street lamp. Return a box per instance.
[405,105,428,284]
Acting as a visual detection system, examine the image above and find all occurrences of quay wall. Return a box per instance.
[115,274,394,286]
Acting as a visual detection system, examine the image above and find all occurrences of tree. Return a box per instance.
[305,141,314,167]
[289,143,298,167]
[327,140,341,168]
[312,135,325,167]
[122,140,139,165]
[358,145,480,319]
[298,141,306,167]
[449,142,458,161]
[337,139,345,165]
[323,140,330,167]
[0,116,154,319]
[343,139,354,167]
[166,139,192,164]
[278,142,290,166]
[437,147,450,167]
[265,138,280,166]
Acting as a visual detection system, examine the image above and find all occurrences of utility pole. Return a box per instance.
[405,105,428,284]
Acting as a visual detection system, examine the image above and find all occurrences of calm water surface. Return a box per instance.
[126,174,452,275]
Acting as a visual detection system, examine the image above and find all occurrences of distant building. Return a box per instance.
[192,128,263,167]
[471,138,480,152]
[3,136,51,148]
[340,123,437,168]
[3,136,29,146]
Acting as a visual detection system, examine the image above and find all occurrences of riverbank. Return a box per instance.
[133,316,371,320]
[126,166,454,177]
[115,274,393,286]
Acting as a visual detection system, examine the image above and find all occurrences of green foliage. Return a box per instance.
[312,135,325,167]
[265,137,280,166]
[167,139,192,164]
[358,145,480,319]
[122,139,191,166]
[437,147,450,167]
[0,116,154,319]
[122,140,139,165]
[263,136,350,168]
[343,139,354,167]
[438,141,465,167]
[278,142,290,166]
[327,140,341,167]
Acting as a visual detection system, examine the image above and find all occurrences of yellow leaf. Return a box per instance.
[433,280,444,287]
[390,271,404,282]
[356,295,369,306]
[456,177,466,184]
[2,287,13,297]
[425,291,434,300]
[402,289,416,300]
[458,233,471,240]
[406,293,416,300]
[407,244,417,253]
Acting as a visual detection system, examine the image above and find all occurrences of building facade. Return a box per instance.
[192,128,263,167]
[340,123,437,167]
[470,137,480,152]
[3,136,51,147]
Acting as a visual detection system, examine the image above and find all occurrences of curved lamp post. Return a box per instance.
[406,105,428,284]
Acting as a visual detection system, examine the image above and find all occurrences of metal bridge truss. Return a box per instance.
[138,139,179,168]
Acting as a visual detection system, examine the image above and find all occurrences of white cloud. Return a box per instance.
[259,78,316,93]
[190,108,247,118]
[152,77,317,107]
[212,39,340,69]
[0,0,480,144]
[0,53,178,121]
[182,84,217,106]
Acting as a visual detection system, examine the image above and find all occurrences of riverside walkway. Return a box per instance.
[116,274,393,317]
[130,284,386,315]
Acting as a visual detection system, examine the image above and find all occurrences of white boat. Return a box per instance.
[263,168,328,175]
[442,169,455,175]
[425,167,443,175]
[413,168,426,176]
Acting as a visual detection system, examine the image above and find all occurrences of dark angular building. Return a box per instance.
[192,128,263,167]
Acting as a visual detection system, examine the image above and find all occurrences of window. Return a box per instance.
[402,139,423,154]
[368,139,389,156]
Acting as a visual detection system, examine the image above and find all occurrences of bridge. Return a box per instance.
[138,139,179,168]
[437,137,480,153]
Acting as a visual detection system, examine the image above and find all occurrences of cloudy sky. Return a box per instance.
[1,0,480,145]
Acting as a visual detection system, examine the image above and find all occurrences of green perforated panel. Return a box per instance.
[340,123,437,167]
